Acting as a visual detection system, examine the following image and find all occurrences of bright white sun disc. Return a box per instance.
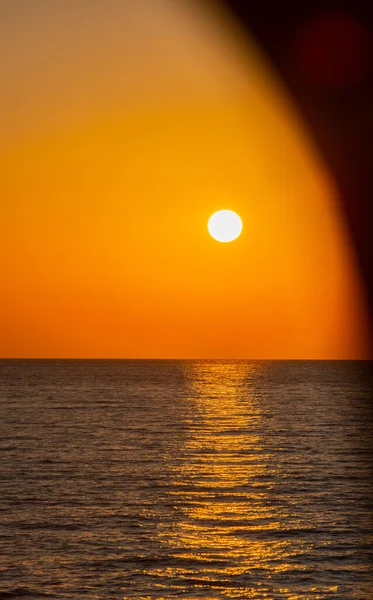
[208,210,243,242]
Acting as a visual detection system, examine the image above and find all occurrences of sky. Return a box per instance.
[0,0,370,358]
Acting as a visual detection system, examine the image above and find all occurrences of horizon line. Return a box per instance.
[0,357,371,361]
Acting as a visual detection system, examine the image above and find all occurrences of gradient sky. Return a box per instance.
[0,0,370,358]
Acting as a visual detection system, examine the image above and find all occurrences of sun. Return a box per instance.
[208,210,243,242]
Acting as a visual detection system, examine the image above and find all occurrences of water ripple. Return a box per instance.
[0,359,372,599]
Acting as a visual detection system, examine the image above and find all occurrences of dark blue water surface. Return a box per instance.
[0,360,372,599]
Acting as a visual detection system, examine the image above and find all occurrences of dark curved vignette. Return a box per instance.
[216,0,373,349]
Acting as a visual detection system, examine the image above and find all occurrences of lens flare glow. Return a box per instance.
[208,210,243,242]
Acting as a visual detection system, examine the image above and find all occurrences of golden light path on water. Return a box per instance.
[139,362,339,599]
[2,360,371,598]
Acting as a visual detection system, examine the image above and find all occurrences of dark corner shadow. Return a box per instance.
[213,0,373,349]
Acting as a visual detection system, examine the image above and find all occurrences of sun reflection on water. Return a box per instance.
[144,361,311,597]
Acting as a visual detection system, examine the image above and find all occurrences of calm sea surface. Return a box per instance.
[0,360,373,599]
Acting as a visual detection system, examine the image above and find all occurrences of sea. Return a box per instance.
[0,359,373,599]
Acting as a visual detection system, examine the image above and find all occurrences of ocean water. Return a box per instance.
[0,360,373,600]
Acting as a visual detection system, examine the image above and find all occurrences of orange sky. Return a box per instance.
[0,0,370,358]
